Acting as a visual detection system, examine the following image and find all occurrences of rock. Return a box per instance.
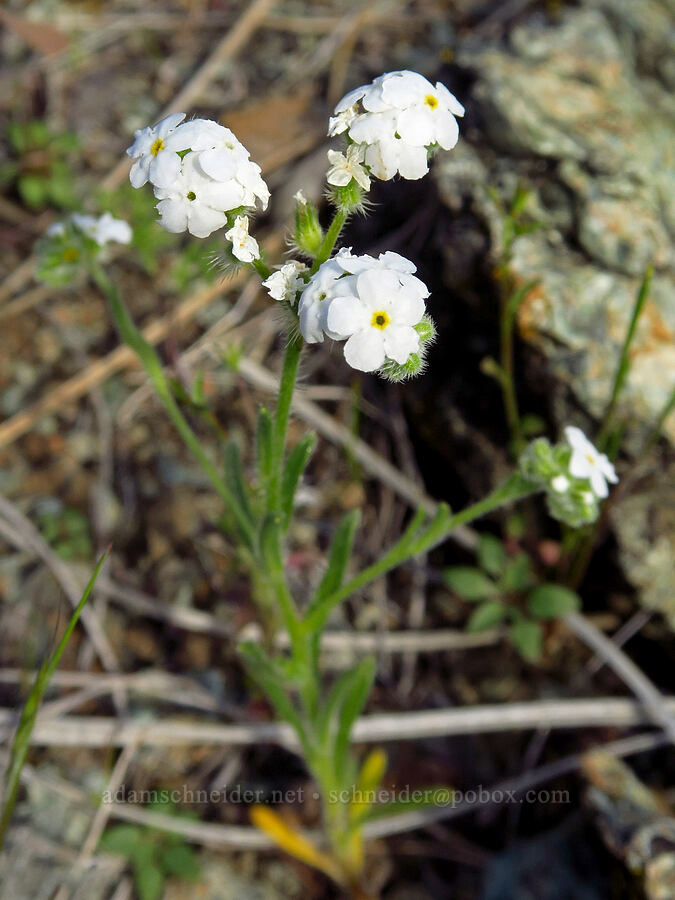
[434,0,675,620]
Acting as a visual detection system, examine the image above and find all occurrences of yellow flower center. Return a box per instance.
[424,94,439,109]
[371,311,390,330]
[151,137,164,156]
[62,247,79,262]
[186,191,196,201]
[585,453,596,465]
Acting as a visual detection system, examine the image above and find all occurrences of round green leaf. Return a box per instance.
[528,585,580,619]
[477,534,507,577]
[467,600,506,632]
[443,567,497,601]
[509,620,543,662]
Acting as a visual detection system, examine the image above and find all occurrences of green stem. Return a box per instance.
[267,337,303,515]
[598,265,653,449]
[304,474,537,633]
[252,257,272,280]
[499,293,523,453]
[310,209,347,274]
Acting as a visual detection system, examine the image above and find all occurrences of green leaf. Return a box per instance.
[159,842,200,880]
[99,825,143,856]
[318,657,375,785]
[18,174,48,208]
[280,433,316,529]
[509,620,543,662]
[500,552,533,593]
[358,785,453,824]
[527,584,580,619]
[466,600,506,632]
[133,857,164,900]
[237,642,307,751]
[309,510,360,618]
[223,441,255,535]
[477,534,507,577]
[256,407,273,484]
[520,414,547,437]
[0,551,109,848]
[443,567,497,601]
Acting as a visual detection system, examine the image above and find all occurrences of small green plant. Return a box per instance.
[37,505,93,560]
[1,120,78,209]
[444,534,580,662]
[100,799,201,900]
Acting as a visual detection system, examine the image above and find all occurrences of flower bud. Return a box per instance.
[330,179,364,214]
[294,192,323,256]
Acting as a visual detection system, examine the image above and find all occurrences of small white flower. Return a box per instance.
[153,152,242,238]
[326,144,371,191]
[297,251,353,343]
[262,261,307,304]
[564,426,618,499]
[551,475,570,494]
[331,70,464,182]
[225,215,260,263]
[293,190,308,204]
[126,113,191,189]
[48,213,132,247]
[326,268,426,372]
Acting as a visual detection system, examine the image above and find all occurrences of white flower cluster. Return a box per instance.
[328,70,464,183]
[297,249,429,372]
[562,426,618,499]
[126,113,269,254]
[48,213,132,247]
[262,261,308,304]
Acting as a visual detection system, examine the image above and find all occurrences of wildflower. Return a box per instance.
[326,269,427,371]
[262,261,307,304]
[48,213,132,247]
[331,70,464,181]
[153,152,245,238]
[297,250,354,343]
[126,113,191,189]
[225,215,260,263]
[326,145,371,191]
[564,426,618,499]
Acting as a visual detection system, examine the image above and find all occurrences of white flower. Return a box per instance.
[564,426,618,499]
[326,144,371,191]
[551,475,570,493]
[225,215,260,263]
[297,249,429,371]
[262,261,307,304]
[331,70,464,181]
[126,113,191,189]
[153,152,246,238]
[177,118,270,211]
[48,213,132,247]
[326,269,426,371]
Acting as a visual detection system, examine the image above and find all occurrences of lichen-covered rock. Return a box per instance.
[435,0,674,619]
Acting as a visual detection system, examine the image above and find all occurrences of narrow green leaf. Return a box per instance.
[357,785,453,824]
[280,433,316,529]
[443,567,497,601]
[256,407,273,484]
[505,279,539,328]
[159,842,200,880]
[133,857,164,900]
[509,620,543,662]
[99,824,143,856]
[0,549,109,850]
[223,441,255,528]
[527,584,580,619]
[477,534,507,577]
[238,641,306,750]
[319,657,375,785]
[466,600,506,632]
[308,510,360,618]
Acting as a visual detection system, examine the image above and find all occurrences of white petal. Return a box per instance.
[348,111,398,145]
[343,331,386,372]
[396,107,436,147]
[187,204,228,238]
[434,108,460,150]
[599,455,618,483]
[568,450,591,480]
[365,141,397,180]
[156,112,186,138]
[355,269,402,309]
[129,157,150,188]
[393,289,426,327]
[334,85,368,113]
[378,251,416,274]
[381,70,431,108]
[327,168,352,187]
[436,82,465,117]
[590,469,609,499]
[197,148,239,181]
[155,198,188,233]
[298,299,325,343]
[383,325,420,363]
[205,179,247,212]
[326,295,368,338]
[564,426,587,452]
[148,151,182,189]
[395,144,429,180]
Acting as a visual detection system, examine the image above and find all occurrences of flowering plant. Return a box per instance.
[32,70,624,896]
